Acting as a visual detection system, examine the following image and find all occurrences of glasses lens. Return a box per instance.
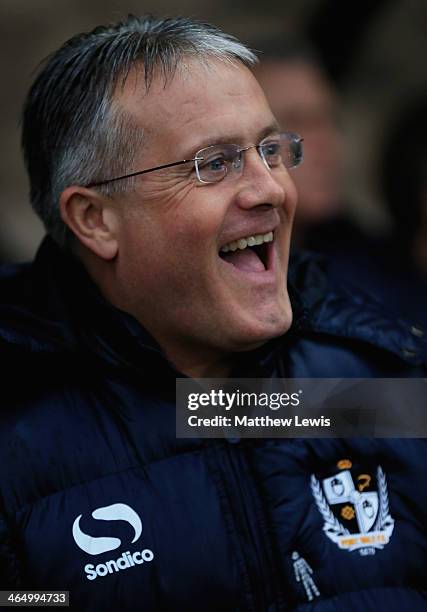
[195,144,240,183]
[260,133,303,169]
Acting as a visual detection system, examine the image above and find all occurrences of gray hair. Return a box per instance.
[22,15,257,248]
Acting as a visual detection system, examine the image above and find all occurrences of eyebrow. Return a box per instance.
[185,121,281,156]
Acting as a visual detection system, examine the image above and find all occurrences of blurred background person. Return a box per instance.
[253,34,427,339]
[253,41,381,283]
[253,43,347,244]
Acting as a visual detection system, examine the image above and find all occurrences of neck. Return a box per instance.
[157,339,235,378]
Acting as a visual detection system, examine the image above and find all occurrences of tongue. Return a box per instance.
[221,248,265,272]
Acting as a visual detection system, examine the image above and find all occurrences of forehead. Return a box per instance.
[115,59,277,155]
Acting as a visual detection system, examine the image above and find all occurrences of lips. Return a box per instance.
[218,230,274,273]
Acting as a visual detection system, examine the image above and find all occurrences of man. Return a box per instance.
[0,15,426,611]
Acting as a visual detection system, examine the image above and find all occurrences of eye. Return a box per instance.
[261,141,282,166]
[195,144,239,183]
[199,154,228,172]
[196,149,231,183]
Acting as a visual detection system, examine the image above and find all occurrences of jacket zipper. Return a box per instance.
[215,440,276,611]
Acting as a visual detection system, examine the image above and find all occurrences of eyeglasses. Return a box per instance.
[85,131,303,188]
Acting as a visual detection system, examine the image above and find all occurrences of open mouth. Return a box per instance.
[218,231,273,273]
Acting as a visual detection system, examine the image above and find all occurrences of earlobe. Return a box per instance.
[59,186,119,260]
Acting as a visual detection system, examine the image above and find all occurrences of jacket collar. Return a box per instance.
[0,236,425,368]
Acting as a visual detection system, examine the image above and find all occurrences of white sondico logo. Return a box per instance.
[73,503,142,555]
[72,503,154,581]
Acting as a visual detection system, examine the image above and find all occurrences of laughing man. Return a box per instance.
[0,15,426,611]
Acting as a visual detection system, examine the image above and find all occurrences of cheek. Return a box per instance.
[115,215,168,293]
[275,175,297,222]
[125,179,224,243]
[117,214,217,295]
[117,183,233,289]
[160,212,226,268]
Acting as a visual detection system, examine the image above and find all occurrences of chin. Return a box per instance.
[230,303,293,352]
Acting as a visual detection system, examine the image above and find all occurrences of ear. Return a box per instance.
[59,186,119,260]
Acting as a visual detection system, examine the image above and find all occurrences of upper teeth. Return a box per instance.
[220,231,273,253]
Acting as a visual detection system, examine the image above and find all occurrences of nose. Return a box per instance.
[233,147,294,212]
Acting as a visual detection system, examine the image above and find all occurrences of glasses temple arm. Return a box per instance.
[85,157,202,188]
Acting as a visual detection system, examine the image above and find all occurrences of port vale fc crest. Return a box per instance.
[311,459,394,556]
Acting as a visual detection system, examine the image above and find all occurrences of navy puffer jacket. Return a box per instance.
[0,238,426,611]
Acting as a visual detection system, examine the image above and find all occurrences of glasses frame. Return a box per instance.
[194,133,303,184]
[84,131,303,188]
